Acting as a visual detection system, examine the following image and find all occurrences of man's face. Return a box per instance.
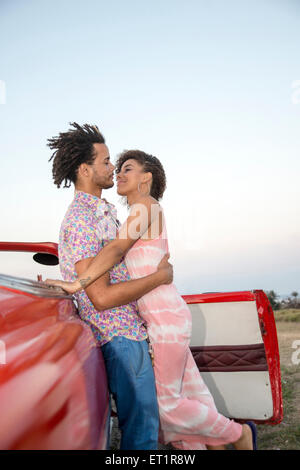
[90,143,115,189]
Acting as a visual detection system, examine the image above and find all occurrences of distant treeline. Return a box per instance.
[266,290,300,311]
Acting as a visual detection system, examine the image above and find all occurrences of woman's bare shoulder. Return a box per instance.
[134,195,161,208]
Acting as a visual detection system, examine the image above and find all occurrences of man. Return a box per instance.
[47,122,173,450]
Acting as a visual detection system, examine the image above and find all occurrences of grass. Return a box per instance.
[256,315,300,450]
[257,365,300,450]
[274,309,300,323]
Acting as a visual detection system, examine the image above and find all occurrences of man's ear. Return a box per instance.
[78,162,90,179]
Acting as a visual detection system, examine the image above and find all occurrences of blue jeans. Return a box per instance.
[101,336,159,450]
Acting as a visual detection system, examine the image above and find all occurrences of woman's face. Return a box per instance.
[116,159,151,196]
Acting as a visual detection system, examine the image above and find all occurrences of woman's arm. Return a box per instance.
[45,198,160,293]
[76,254,172,311]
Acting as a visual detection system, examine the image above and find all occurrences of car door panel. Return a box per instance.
[184,290,283,424]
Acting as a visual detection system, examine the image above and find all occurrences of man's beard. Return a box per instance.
[93,174,114,190]
[102,181,114,189]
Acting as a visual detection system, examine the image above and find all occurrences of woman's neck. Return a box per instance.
[126,191,141,207]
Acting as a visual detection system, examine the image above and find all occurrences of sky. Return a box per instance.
[1,0,300,297]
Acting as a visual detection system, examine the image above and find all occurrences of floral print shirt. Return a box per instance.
[58,190,147,346]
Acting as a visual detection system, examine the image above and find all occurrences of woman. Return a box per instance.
[46,150,257,450]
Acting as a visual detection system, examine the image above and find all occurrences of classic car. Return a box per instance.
[0,241,283,450]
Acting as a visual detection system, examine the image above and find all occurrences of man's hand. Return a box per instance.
[156,253,173,285]
[44,278,79,294]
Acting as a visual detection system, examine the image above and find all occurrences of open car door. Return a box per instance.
[184,290,283,425]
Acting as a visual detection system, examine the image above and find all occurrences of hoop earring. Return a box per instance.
[138,182,151,196]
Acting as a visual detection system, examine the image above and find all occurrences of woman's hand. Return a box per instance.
[44,278,79,294]
[156,253,173,285]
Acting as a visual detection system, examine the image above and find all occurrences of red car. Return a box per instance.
[0,242,283,450]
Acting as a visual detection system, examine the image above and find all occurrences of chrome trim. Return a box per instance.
[0,273,72,299]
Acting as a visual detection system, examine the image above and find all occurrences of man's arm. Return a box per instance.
[76,255,172,311]
[72,198,160,292]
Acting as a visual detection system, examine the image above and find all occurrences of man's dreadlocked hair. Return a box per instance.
[48,122,105,188]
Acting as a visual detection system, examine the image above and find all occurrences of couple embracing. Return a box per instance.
[46,122,256,451]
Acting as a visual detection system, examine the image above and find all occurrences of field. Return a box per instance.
[257,312,300,450]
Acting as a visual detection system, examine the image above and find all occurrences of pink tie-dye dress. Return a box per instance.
[124,210,243,450]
